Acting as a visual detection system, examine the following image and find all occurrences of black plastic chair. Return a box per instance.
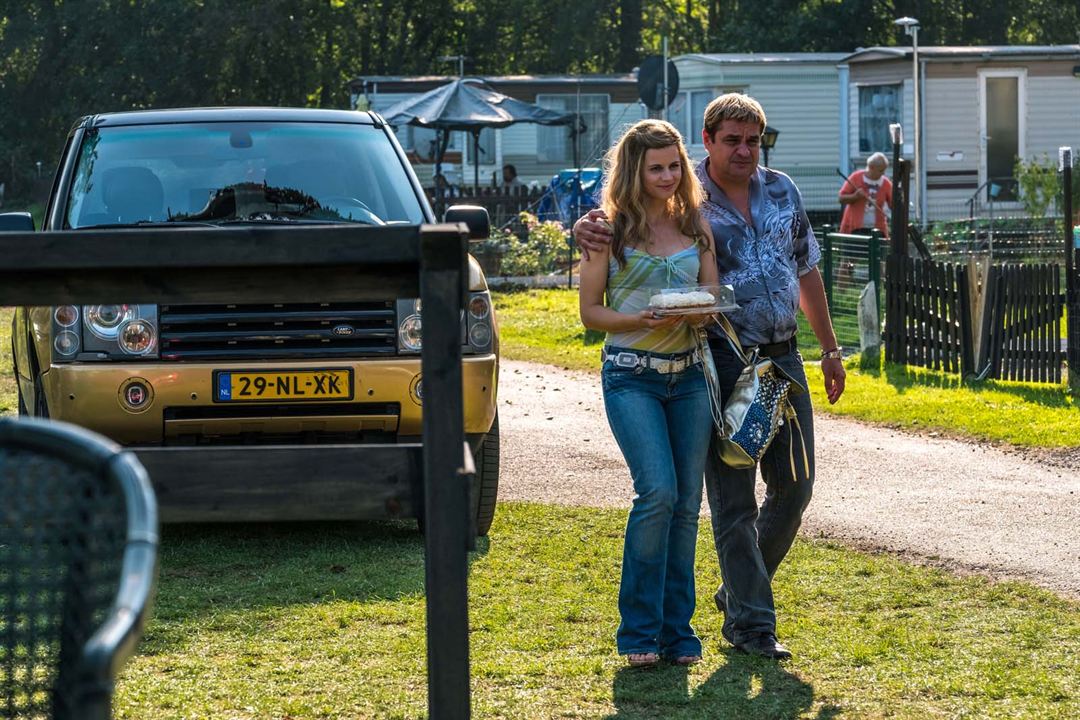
[1,417,158,720]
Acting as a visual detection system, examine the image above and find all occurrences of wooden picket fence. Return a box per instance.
[979,263,1064,383]
[885,255,1067,383]
[884,255,974,375]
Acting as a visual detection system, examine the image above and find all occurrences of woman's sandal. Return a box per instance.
[627,652,660,668]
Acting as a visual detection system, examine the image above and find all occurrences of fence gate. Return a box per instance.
[822,230,884,352]
[884,255,974,375]
[978,263,1064,383]
[1071,268,1080,387]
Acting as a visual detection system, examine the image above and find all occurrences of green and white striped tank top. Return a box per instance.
[606,244,701,353]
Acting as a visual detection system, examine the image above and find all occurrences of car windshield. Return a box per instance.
[65,121,426,228]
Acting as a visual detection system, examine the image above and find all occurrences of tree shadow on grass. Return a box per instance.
[149,520,488,650]
[607,649,842,719]
[861,360,1074,407]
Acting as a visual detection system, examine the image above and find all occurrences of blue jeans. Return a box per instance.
[704,340,815,644]
[602,360,713,658]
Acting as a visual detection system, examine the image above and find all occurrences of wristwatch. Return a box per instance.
[821,346,844,360]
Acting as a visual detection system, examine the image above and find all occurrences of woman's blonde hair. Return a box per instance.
[600,119,706,267]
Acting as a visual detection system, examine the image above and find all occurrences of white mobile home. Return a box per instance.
[671,53,848,221]
[349,75,646,189]
[843,45,1080,222]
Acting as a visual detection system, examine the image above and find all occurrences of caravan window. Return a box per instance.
[858,84,902,153]
[537,94,609,165]
[668,90,714,146]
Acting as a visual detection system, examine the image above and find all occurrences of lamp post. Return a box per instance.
[761,125,779,168]
[894,16,920,225]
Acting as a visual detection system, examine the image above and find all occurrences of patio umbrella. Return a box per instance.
[381,78,578,210]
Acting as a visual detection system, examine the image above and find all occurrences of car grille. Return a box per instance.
[159,302,397,361]
[161,402,401,446]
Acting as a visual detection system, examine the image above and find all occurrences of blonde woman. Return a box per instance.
[579,119,719,668]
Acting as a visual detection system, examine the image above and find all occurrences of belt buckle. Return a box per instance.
[613,352,640,369]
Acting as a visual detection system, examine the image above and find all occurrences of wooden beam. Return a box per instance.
[0,224,471,304]
[419,226,472,719]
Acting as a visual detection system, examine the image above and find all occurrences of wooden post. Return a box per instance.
[1061,147,1079,392]
[891,159,911,258]
[858,280,880,370]
[869,228,883,322]
[822,231,833,306]
[884,160,912,367]
[967,255,992,378]
[420,226,472,720]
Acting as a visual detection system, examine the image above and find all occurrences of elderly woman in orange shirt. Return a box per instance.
[839,152,892,237]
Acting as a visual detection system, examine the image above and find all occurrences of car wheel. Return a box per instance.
[472,412,500,537]
[415,413,501,538]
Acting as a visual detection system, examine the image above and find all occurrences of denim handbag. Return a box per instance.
[698,315,808,472]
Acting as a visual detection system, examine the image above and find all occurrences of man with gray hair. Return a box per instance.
[839,152,893,237]
[575,93,845,660]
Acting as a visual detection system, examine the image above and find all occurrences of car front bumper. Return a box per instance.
[41,354,498,445]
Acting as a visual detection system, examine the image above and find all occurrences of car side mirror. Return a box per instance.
[444,205,490,240]
[0,212,35,232]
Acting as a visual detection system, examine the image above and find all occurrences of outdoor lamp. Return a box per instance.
[761,125,779,167]
[889,123,903,147]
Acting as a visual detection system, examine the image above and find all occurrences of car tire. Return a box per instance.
[471,412,500,537]
[415,413,501,538]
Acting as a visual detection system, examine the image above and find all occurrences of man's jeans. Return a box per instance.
[704,340,815,643]
[602,360,712,658]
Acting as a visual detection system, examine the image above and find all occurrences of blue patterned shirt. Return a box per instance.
[696,159,820,347]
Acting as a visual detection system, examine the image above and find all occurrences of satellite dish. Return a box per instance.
[637,56,680,111]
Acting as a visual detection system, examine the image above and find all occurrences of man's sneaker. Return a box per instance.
[733,633,792,660]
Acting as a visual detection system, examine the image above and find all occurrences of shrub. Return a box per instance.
[476,213,569,276]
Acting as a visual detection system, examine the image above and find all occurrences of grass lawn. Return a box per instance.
[0,307,18,415]
[111,503,1079,719]
[3,291,1078,717]
[494,288,1080,448]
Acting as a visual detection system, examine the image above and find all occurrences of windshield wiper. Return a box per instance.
[216,217,375,226]
[78,220,221,229]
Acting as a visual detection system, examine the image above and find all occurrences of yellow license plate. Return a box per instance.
[214,369,353,402]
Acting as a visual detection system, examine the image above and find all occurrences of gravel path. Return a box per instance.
[498,359,1080,597]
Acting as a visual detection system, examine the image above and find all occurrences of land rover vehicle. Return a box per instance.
[7,107,500,534]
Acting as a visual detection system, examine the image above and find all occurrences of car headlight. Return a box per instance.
[118,319,158,355]
[400,314,423,351]
[51,304,160,362]
[85,304,136,340]
[465,292,493,353]
[53,330,80,357]
[395,294,493,355]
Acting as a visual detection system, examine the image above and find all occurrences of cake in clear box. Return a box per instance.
[647,284,737,315]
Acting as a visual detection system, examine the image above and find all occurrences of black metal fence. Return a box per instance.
[820,229,885,352]
[925,216,1066,262]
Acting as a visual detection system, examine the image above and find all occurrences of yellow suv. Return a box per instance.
[8,107,500,534]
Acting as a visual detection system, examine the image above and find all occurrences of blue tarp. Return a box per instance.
[536,168,603,225]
